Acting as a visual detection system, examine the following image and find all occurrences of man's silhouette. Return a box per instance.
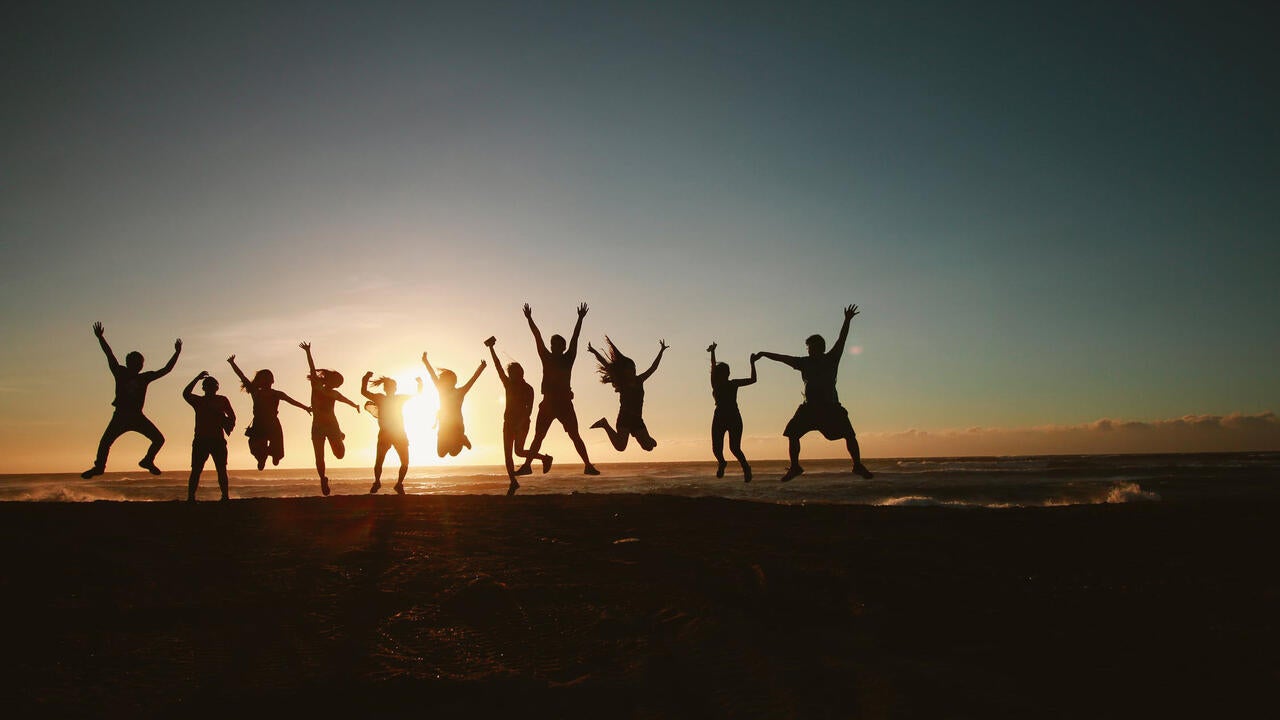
[486,336,552,495]
[756,305,874,482]
[182,371,235,501]
[517,303,599,475]
[82,322,181,478]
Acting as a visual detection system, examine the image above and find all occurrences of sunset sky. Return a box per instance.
[3,2,1278,473]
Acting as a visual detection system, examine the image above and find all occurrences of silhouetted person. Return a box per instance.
[708,342,757,482]
[227,355,311,471]
[182,371,235,501]
[486,336,552,495]
[756,305,874,482]
[421,351,485,458]
[82,322,182,478]
[587,337,667,452]
[362,371,421,495]
[518,303,599,475]
[300,342,360,496]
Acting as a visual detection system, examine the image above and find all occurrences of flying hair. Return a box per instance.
[595,336,636,388]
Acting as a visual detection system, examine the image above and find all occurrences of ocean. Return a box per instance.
[3,452,1277,506]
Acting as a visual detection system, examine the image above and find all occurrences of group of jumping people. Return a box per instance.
[82,304,873,500]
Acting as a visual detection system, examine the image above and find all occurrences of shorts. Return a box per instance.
[191,437,228,467]
[538,396,577,423]
[312,420,345,445]
[783,402,855,440]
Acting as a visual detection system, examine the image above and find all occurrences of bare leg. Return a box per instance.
[711,421,727,477]
[560,410,598,474]
[591,417,629,451]
[311,433,330,495]
[213,443,230,500]
[728,419,751,483]
[847,434,874,478]
[371,436,390,493]
[86,415,130,476]
[394,439,409,494]
[188,443,208,501]
[519,407,555,474]
[512,421,551,473]
[781,436,804,482]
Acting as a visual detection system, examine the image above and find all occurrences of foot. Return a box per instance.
[256,457,266,471]
[743,463,752,483]
[590,418,608,430]
[515,462,533,476]
[507,477,519,496]
[715,460,727,478]
[394,482,405,495]
[780,465,804,483]
[81,465,105,479]
[139,459,162,475]
[320,476,330,496]
[584,464,600,476]
[220,494,229,501]
[272,456,281,466]
[369,480,381,494]
[853,463,874,479]
[541,455,553,473]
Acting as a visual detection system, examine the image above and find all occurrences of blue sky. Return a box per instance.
[2,1,1277,471]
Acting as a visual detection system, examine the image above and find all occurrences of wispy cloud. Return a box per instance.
[862,412,1280,456]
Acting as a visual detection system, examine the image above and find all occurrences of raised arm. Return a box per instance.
[736,354,759,387]
[638,339,668,382]
[154,339,182,378]
[586,341,607,367]
[486,341,508,385]
[523,304,548,357]
[567,302,588,357]
[708,342,718,371]
[832,304,859,357]
[92,322,120,371]
[299,341,317,376]
[420,352,439,383]
[182,371,205,402]
[755,351,802,369]
[278,391,311,414]
[226,355,252,391]
[460,361,486,395]
[360,372,377,402]
[415,377,424,395]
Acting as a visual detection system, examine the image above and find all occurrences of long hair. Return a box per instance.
[369,376,396,392]
[244,368,273,392]
[595,337,636,388]
[308,368,344,388]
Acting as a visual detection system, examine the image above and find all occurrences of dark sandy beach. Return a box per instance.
[2,494,1276,718]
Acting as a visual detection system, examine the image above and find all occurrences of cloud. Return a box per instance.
[863,412,1280,456]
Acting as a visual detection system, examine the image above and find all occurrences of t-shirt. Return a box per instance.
[712,379,740,411]
[505,379,535,420]
[540,352,575,399]
[310,382,337,423]
[248,387,283,421]
[795,352,841,406]
[112,367,161,415]
[186,394,234,440]
[373,394,411,436]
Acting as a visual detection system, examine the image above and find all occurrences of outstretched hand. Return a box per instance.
[750,352,761,363]
[587,341,595,353]
[577,302,589,318]
[92,321,105,337]
[523,303,533,319]
[844,304,860,321]
[363,371,374,380]
[196,370,209,379]
[658,339,669,352]
[421,351,429,364]
[174,339,183,352]
[226,354,235,363]
[479,360,487,369]
[299,341,311,352]
[707,342,717,353]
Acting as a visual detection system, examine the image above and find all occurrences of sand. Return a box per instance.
[1,494,1275,717]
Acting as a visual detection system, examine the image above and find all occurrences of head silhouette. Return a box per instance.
[595,337,636,387]
[805,334,826,357]
[550,334,567,354]
[320,369,344,389]
[507,362,524,381]
[712,362,730,383]
[250,369,274,390]
[201,376,220,394]
[125,351,144,373]
[439,369,457,386]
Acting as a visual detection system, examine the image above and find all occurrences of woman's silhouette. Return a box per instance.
[486,337,552,494]
[227,356,311,471]
[707,343,757,482]
[299,342,361,496]
[362,371,421,495]
[587,337,667,452]
[182,371,235,501]
[83,322,182,478]
[421,351,486,458]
